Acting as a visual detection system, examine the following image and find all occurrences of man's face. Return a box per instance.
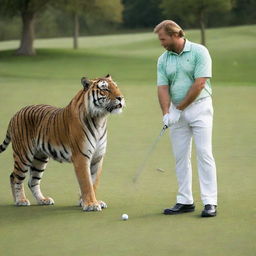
[157,29,175,51]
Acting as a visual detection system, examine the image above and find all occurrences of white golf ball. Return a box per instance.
[122,213,128,220]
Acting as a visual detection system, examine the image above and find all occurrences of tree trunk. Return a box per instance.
[73,12,79,49]
[16,11,36,56]
[199,10,206,46]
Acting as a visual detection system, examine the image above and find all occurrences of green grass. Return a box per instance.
[0,25,256,86]
[0,25,256,256]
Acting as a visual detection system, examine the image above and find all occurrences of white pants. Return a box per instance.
[170,97,217,206]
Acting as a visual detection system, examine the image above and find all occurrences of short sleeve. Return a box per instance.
[194,46,212,78]
[157,56,169,86]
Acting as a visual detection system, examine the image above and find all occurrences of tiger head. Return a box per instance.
[81,75,125,117]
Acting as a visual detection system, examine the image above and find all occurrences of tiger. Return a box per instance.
[0,74,125,211]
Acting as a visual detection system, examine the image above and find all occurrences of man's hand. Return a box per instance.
[169,105,182,125]
[176,77,207,110]
[162,105,182,127]
[163,113,170,127]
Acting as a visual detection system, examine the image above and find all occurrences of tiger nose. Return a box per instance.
[116,96,123,102]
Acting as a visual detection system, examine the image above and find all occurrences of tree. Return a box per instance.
[230,0,256,25]
[0,0,52,55]
[122,0,164,28]
[161,0,233,46]
[61,0,123,49]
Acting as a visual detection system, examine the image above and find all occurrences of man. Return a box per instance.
[154,20,217,217]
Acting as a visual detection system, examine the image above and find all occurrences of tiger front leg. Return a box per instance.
[73,155,101,212]
[91,156,107,209]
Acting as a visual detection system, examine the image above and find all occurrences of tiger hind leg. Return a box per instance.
[10,155,31,206]
[28,152,54,205]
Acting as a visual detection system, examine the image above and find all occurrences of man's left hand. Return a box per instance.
[169,105,182,125]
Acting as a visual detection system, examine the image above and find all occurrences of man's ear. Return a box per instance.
[105,74,112,80]
[81,77,91,90]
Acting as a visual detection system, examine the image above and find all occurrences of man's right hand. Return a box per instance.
[162,106,182,127]
[163,113,170,127]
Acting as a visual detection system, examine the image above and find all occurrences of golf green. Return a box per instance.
[0,25,255,256]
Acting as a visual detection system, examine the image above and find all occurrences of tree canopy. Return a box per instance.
[0,0,123,54]
[122,0,163,28]
[160,0,233,45]
[0,0,255,55]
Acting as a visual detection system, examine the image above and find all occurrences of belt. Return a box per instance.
[172,96,211,108]
[192,96,211,105]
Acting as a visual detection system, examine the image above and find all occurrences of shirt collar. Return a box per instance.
[168,39,191,55]
[183,39,191,52]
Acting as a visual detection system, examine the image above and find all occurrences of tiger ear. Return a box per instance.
[81,77,91,90]
[105,74,112,80]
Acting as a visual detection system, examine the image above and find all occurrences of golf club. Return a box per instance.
[132,125,168,183]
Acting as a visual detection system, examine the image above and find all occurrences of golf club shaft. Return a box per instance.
[132,125,168,183]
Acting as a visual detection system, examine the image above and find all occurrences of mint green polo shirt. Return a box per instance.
[157,39,212,105]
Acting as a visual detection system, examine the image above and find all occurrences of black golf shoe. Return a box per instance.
[163,203,195,215]
[201,204,217,217]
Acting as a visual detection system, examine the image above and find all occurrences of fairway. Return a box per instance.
[0,25,256,256]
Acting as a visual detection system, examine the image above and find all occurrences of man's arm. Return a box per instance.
[176,77,207,110]
[157,85,170,115]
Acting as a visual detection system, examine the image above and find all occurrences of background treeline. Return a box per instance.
[0,0,255,41]
[0,1,123,41]
[123,0,256,29]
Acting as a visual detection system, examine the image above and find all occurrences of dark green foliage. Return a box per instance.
[0,0,255,41]
[230,0,256,25]
[0,0,51,16]
[122,0,164,28]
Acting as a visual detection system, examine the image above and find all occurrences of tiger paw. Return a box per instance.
[78,197,83,207]
[15,199,31,206]
[38,197,55,205]
[98,200,107,209]
[81,201,102,212]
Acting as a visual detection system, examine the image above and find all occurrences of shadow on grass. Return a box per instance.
[130,210,206,220]
[0,203,83,224]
